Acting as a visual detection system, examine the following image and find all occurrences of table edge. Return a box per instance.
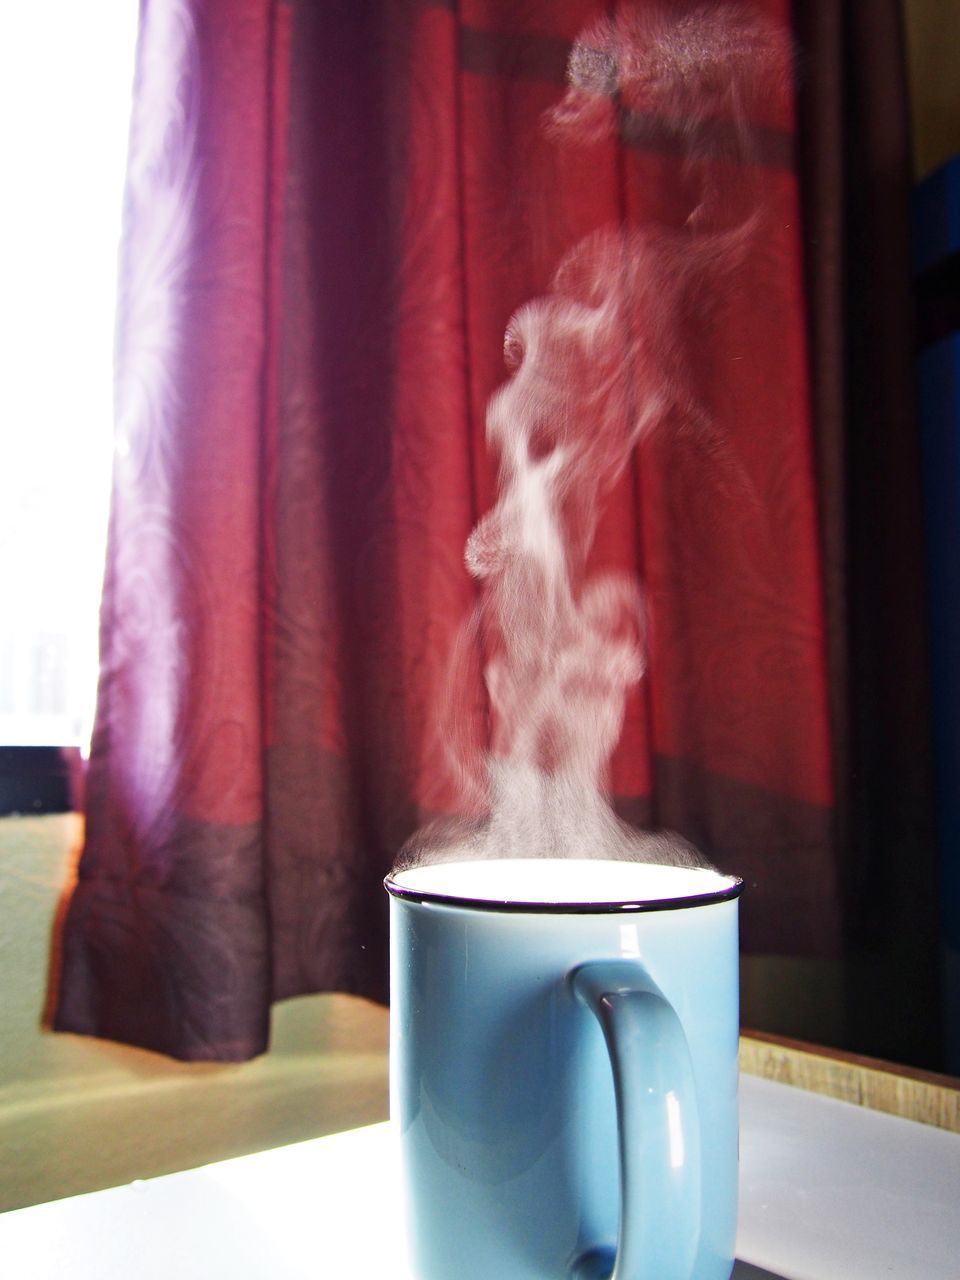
[740,1029,960,1133]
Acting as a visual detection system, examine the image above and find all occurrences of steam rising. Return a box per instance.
[398,6,789,872]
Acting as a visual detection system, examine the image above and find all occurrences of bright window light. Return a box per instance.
[0,7,139,749]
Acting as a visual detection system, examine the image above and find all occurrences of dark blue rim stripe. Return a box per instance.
[384,872,743,914]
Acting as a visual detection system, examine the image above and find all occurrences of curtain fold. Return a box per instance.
[54,0,285,1059]
[51,0,936,1063]
[792,0,941,1066]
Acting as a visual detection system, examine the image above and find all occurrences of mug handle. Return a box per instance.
[570,959,701,1280]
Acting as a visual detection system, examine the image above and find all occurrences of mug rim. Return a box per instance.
[384,863,744,915]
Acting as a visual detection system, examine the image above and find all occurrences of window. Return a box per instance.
[0,8,139,752]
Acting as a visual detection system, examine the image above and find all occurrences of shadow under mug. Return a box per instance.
[386,858,743,1280]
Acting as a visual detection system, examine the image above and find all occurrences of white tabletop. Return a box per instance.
[1,1075,958,1279]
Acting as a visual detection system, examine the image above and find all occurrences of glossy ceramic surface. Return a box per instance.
[387,860,742,1280]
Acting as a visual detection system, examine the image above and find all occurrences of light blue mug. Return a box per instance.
[386,857,743,1280]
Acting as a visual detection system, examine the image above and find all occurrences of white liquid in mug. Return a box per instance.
[390,858,739,907]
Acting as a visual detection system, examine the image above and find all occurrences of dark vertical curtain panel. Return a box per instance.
[56,0,847,1061]
[793,0,941,1067]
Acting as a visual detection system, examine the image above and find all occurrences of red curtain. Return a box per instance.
[55,0,840,1061]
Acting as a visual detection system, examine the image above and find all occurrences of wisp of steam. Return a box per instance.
[397,5,790,873]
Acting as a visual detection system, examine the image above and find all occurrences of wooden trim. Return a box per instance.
[740,1029,960,1133]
